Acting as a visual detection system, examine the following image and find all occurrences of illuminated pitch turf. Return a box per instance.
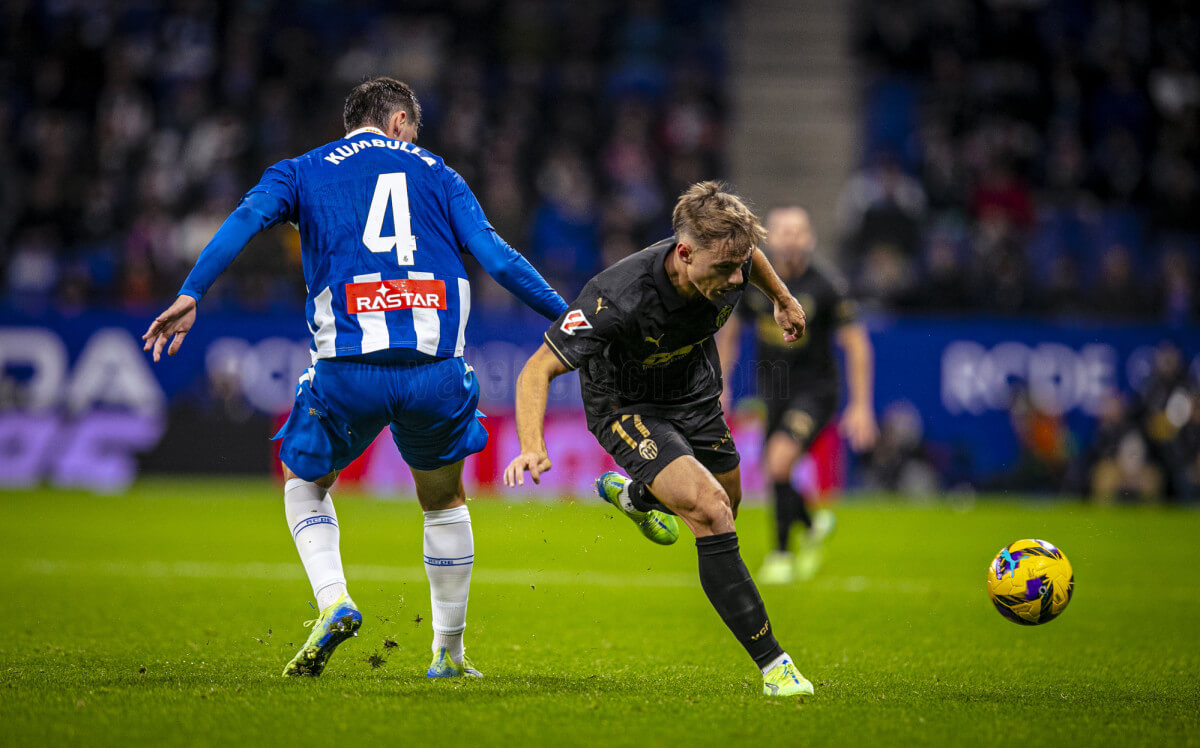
[2,480,1197,746]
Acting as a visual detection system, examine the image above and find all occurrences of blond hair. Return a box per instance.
[671,181,766,255]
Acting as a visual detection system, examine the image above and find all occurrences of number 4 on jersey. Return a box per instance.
[363,172,418,266]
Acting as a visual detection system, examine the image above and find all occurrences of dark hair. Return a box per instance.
[343,77,422,134]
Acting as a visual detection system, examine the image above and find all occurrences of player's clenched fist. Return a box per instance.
[503,451,553,486]
[774,297,806,342]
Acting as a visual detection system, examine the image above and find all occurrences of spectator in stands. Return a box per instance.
[530,145,601,290]
[1042,254,1087,318]
[861,400,938,497]
[1167,392,1200,502]
[1004,385,1072,493]
[1,1,728,310]
[1151,248,1196,325]
[971,159,1034,232]
[1089,244,1148,319]
[1087,391,1163,505]
[908,230,970,312]
[838,152,926,308]
[852,0,1200,318]
[1137,342,1192,451]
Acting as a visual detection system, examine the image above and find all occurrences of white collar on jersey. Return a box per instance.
[344,126,388,139]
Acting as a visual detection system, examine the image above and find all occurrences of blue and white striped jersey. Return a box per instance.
[179,126,566,361]
[257,127,485,360]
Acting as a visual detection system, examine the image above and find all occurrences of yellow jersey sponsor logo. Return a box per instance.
[642,343,695,367]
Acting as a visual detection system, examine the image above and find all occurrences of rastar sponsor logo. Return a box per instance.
[346,279,447,313]
[559,309,592,335]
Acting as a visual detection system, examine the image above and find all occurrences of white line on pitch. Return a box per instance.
[20,558,938,594]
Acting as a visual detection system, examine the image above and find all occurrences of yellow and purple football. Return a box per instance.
[987,539,1074,625]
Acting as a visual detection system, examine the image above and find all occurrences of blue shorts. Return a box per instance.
[274,355,488,481]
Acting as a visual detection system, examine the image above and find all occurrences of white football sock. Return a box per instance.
[423,505,473,663]
[284,478,348,610]
[761,652,791,675]
[616,482,639,515]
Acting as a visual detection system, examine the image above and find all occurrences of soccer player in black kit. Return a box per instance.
[503,182,815,697]
[718,206,878,584]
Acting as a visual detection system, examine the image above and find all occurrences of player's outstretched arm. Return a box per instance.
[444,167,567,320]
[504,344,571,487]
[836,322,879,451]
[144,168,294,363]
[465,229,567,321]
[748,248,806,342]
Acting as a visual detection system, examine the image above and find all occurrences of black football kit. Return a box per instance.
[541,236,787,671]
[544,236,747,485]
[738,256,857,550]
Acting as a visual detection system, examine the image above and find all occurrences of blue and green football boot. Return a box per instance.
[762,656,814,697]
[426,647,483,678]
[595,471,679,545]
[282,593,362,677]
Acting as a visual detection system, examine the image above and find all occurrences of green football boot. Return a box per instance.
[794,545,824,581]
[762,656,814,697]
[794,509,835,581]
[282,593,362,677]
[758,551,796,585]
[809,509,836,543]
[426,647,483,678]
[595,471,679,545]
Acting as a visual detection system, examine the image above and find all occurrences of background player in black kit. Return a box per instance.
[503,182,815,698]
[718,206,878,584]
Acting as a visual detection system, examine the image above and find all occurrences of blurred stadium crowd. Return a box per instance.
[850,0,1200,322]
[2,1,1198,502]
[854,340,1200,503]
[4,0,1198,320]
[995,341,1200,503]
[1,0,727,312]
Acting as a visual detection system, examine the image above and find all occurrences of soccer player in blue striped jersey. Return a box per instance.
[143,78,567,679]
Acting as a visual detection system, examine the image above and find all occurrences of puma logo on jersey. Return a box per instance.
[644,334,664,348]
[560,309,592,335]
[595,297,609,314]
[345,279,447,313]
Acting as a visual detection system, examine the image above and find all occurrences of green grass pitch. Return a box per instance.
[2,479,1198,747]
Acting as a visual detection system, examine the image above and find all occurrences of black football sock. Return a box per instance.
[628,480,677,516]
[776,479,813,529]
[696,532,785,669]
[794,488,814,529]
[771,480,798,551]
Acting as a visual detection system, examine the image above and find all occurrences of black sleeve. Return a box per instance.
[542,281,626,370]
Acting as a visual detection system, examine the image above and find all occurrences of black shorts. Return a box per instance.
[590,403,740,486]
[764,390,838,451]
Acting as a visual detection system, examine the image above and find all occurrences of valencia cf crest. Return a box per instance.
[560,309,592,335]
[638,438,658,460]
